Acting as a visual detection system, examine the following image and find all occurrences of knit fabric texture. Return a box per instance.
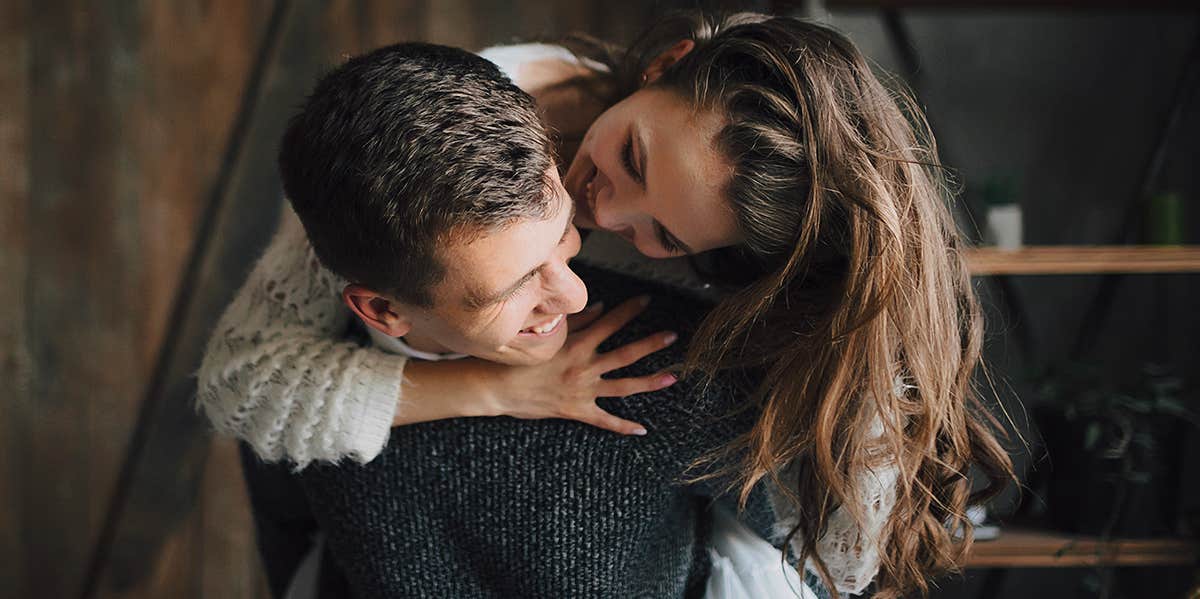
[198,208,407,467]
[290,263,833,599]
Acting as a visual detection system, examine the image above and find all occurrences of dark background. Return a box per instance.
[2,1,1197,598]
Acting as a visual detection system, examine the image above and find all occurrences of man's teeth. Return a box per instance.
[527,314,563,334]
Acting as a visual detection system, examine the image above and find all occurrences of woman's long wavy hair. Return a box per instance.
[568,12,1014,598]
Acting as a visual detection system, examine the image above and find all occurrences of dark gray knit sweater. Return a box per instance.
[278,263,831,599]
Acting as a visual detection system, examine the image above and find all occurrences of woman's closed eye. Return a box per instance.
[654,221,682,254]
[621,134,643,185]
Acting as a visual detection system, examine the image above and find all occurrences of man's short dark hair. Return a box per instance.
[279,42,554,306]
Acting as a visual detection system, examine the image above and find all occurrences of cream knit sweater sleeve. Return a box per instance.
[197,208,406,468]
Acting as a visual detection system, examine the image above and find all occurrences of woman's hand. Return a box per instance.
[396,296,678,435]
[482,296,679,435]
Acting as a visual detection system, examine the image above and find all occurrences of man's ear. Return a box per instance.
[642,39,696,86]
[342,284,413,338]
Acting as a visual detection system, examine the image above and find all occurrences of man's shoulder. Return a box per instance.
[571,262,759,440]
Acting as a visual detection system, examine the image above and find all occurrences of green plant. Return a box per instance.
[1036,363,1197,599]
[1038,363,1197,490]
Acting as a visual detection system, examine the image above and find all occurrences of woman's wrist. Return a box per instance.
[453,359,508,418]
[395,359,503,425]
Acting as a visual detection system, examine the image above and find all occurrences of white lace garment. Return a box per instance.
[197,209,406,467]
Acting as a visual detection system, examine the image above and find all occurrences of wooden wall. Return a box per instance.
[2,2,761,598]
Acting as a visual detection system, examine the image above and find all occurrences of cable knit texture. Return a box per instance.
[198,208,406,468]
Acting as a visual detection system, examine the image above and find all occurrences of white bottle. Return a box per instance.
[983,177,1022,250]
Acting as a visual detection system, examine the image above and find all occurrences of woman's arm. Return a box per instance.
[198,211,407,468]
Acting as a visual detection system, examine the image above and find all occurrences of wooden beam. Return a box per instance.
[0,0,31,595]
[23,3,142,597]
[84,1,296,596]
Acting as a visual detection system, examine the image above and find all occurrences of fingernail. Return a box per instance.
[632,427,648,436]
[659,374,677,386]
[662,332,678,346]
[638,295,651,307]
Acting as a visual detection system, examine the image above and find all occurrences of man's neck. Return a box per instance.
[364,325,466,362]
[397,329,451,355]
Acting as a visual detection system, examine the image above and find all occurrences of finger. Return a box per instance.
[569,405,649,436]
[565,301,605,333]
[597,372,678,398]
[594,331,677,374]
[576,295,651,349]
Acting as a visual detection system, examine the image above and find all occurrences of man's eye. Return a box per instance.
[503,276,534,300]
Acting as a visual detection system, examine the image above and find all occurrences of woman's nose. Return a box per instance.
[590,168,637,236]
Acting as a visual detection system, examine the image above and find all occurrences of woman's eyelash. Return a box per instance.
[654,223,681,254]
[621,135,642,184]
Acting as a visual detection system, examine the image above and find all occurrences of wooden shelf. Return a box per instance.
[825,0,1196,8]
[965,528,1198,568]
[965,245,1200,275]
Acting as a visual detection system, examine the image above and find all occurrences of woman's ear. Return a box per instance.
[641,39,696,86]
[342,284,413,338]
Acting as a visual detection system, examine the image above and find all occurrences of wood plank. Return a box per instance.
[87,3,280,597]
[25,3,141,597]
[200,439,272,599]
[322,0,427,56]
[423,0,481,49]
[966,246,1200,275]
[0,0,31,596]
[965,528,1199,568]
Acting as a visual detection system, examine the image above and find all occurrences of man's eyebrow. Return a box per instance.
[464,197,575,310]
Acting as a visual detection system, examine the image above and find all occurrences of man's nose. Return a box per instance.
[539,264,588,316]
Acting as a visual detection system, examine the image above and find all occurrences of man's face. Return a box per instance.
[400,167,589,366]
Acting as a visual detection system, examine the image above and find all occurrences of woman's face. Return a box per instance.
[562,88,741,258]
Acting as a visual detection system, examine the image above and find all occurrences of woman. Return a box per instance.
[202,12,1012,598]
